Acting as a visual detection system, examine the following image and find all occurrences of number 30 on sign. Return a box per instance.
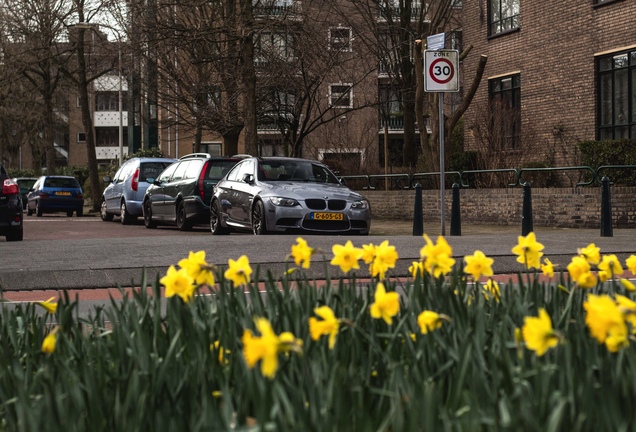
[424,50,459,92]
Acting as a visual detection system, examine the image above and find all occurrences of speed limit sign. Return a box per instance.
[424,50,459,92]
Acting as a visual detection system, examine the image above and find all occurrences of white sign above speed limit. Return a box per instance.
[424,50,459,92]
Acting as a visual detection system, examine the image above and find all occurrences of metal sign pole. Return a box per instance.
[439,93,445,236]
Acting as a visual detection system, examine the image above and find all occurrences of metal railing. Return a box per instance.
[339,165,636,191]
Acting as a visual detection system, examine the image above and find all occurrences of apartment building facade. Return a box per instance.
[461,0,636,169]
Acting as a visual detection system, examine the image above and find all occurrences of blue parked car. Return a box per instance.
[101,157,177,224]
[26,176,84,217]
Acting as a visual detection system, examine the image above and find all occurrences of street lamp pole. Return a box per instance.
[118,45,123,163]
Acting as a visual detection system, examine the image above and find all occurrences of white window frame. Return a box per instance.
[329,83,353,108]
[328,27,353,52]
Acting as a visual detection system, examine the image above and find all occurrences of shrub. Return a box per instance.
[579,139,636,185]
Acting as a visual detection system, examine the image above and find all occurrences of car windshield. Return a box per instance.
[207,160,241,180]
[17,179,36,191]
[140,162,173,182]
[259,160,340,184]
[44,178,80,188]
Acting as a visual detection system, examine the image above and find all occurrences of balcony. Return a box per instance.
[253,1,302,19]
[379,114,423,132]
[378,5,423,21]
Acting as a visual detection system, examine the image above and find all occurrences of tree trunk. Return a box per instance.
[77,28,102,212]
[240,0,258,156]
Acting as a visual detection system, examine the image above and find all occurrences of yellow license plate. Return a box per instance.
[312,212,343,221]
[55,191,71,196]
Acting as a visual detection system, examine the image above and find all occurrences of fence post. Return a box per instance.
[413,183,423,236]
[522,182,533,235]
[450,183,461,236]
[600,176,613,237]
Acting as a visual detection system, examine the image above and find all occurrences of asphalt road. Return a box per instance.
[1,212,635,292]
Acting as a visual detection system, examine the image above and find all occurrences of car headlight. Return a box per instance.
[269,196,299,207]
[351,199,369,209]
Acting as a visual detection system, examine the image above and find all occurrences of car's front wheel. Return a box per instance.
[27,205,33,216]
[101,200,113,221]
[252,200,268,235]
[143,200,157,229]
[210,200,229,235]
[36,201,43,217]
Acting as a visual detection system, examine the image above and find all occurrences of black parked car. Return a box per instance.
[142,154,243,230]
[0,165,24,241]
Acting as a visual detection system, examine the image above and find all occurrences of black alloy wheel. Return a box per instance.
[176,202,192,231]
[143,200,157,229]
[252,200,268,235]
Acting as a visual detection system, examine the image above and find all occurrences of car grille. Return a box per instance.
[305,199,347,211]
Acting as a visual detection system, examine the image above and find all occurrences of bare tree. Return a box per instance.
[0,0,76,174]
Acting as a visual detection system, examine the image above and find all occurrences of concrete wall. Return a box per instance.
[362,186,636,228]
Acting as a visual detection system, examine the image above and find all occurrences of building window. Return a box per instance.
[95,92,127,111]
[329,27,352,51]
[254,31,295,66]
[329,84,353,108]
[489,0,520,36]
[77,132,86,143]
[597,49,636,140]
[96,127,127,147]
[489,74,521,148]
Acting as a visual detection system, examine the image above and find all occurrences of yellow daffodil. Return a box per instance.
[577,271,598,289]
[511,232,544,269]
[211,340,230,365]
[626,255,636,275]
[616,294,636,332]
[160,265,196,302]
[521,308,559,356]
[41,327,59,354]
[330,240,363,273]
[605,325,629,352]
[420,234,456,278]
[620,279,636,292]
[598,254,624,279]
[577,243,601,265]
[369,240,398,280]
[178,250,215,286]
[224,255,252,288]
[308,306,340,349]
[361,243,376,265]
[241,317,302,379]
[369,282,400,325]
[540,258,555,278]
[463,250,494,280]
[409,261,425,278]
[482,279,501,302]
[35,297,58,314]
[417,310,447,334]
[567,255,589,280]
[290,237,313,269]
[583,294,626,344]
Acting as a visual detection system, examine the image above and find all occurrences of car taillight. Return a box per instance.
[198,161,209,200]
[132,168,140,192]
[2,179,19,195]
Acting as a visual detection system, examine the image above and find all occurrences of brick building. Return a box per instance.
[461,0,636,170]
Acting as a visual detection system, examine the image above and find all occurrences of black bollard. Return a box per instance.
[450,182,461,236]
[600,176,613,237]
[413,183,423,236]
[521,182,533,236]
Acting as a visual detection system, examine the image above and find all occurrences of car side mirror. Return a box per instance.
[242,173,254,184]
[103,175,112,183]
[339,177,347,186]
